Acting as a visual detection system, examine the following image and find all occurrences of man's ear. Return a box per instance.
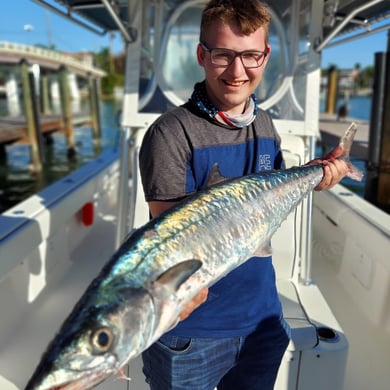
[263,45,271,67]
[197,43,205,67]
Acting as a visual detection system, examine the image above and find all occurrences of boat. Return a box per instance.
[0,1,389,389]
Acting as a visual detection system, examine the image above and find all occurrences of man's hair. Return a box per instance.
[200,0,271,44]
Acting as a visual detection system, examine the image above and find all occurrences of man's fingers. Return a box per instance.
[179,287,209,321]
[315,159,349,191]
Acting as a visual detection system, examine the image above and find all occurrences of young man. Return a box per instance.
[139,1,348,389]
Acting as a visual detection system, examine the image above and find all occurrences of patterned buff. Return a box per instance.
[190,81,258,129]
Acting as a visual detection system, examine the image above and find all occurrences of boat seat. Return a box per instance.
[277,279,318,350]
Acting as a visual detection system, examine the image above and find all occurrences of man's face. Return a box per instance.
[197,21,270,115]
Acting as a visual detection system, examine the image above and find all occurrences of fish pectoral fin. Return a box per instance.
[155,259,202,293]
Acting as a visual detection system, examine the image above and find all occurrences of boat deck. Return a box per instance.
[313,256,389,390]
[0,213,146,390]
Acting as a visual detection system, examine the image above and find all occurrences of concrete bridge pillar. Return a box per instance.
[5,72,21,116]
[68,72,81,113]
[40,74,51,115]
[59,66,76,157]
[67,72,80,100]
[50,77,61,114]
[50,78,60,100]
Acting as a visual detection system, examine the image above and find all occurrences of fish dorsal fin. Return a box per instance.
[155,259,202,292]
[207,163,229,187]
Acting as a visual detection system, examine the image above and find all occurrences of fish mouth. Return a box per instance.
[26,368,111,390]
[48,378,100,390]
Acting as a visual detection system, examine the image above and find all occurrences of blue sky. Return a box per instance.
[321,28,388,69]
[0,0,124,54]
[0,0,388,69]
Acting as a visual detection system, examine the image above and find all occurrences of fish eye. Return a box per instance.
[90,327,114,353]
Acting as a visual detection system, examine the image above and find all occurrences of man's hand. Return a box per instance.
[179,287,208,321]
[313,159,349,191]
[307,145,350,191]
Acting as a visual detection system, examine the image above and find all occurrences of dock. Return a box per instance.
[0,113,92,146]
[319,112,369,160]
[0,48,103,171]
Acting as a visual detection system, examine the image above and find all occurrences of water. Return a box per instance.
[0,98,122,213]
[319,94,372,121]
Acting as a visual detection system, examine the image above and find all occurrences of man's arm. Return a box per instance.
[148,201,179,217]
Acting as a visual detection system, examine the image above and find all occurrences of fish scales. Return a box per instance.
[103,164,323,301]
[25,123,361,390]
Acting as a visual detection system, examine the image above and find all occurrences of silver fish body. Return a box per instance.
[25,124,360,390]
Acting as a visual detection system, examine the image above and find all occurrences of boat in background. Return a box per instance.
[0,1,389,389]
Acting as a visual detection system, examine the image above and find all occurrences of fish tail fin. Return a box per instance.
[340,122,364,181]
[326,122,364,182]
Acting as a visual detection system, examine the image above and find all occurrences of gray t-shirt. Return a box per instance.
[139,101,283,202]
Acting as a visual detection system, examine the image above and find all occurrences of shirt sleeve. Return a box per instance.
[139,114,193,202]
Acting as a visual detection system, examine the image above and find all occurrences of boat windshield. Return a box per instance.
[139,1,319,121]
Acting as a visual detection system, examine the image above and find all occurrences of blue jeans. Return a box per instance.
[142,316,290,390]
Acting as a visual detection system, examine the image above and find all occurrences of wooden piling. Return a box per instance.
[20,60,43,172]
[325,66,338,115]
[88,74,101,142]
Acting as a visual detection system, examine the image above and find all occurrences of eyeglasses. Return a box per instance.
[200,42,268,68]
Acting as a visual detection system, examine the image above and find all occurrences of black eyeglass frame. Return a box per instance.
[200,42,269,68]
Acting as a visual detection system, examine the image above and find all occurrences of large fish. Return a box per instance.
[25,123,362,390]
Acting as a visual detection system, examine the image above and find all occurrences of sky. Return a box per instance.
[321,27,389,69]
[0,0,388,69]
[0,0,125,54]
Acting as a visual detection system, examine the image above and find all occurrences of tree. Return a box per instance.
[358,66,374,89]
[94,47,124,96]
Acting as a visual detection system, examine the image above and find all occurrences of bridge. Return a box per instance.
[0,41,105,78]
[0,42,106,172]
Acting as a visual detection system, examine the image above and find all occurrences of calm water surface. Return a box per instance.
[319,94,372,121]
[0,98,122,213]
